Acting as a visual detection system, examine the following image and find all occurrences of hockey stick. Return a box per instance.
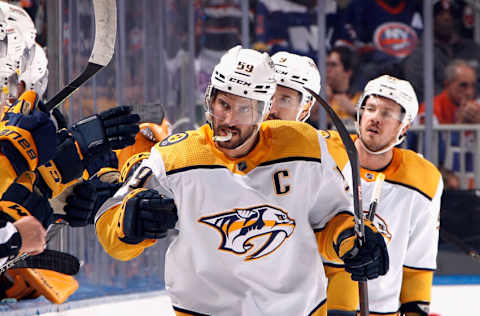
[0,0,116,275]
[305,88,369,316]
[1,249,80,275]
[43,0,117,112]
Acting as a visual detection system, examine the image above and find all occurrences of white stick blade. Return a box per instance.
[89,0,117,66]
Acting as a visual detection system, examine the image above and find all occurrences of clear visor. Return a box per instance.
[360,96,405,123]
[209,94,266,126]
[272,93,302,110]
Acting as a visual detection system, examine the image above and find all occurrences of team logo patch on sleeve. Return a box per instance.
[199,205,295,261]
[159,132,188,146]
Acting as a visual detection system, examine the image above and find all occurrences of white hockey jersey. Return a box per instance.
[323,131,442,315]
[96,121,356,316]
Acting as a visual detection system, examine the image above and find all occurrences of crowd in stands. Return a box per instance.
[192,0,480,189]
[17,0,480,189]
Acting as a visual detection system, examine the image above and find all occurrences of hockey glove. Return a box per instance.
[0,107,56,175]
[70,105,139,176]
[118,189,177,244]
[1,173,54,228]
[63,181,98,227]
[334,221,389,281]
[399,302,430,316]
[63,178,121,227]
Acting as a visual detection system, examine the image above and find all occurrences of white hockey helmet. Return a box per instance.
[205,45,276,140]
[356,75,418,153]
[271,51,321,121]
[0,2,36,49]
[19,43,48,99]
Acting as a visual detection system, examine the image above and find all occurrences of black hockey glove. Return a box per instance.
[334,222,389,281]
[119,189,177,244]
[63,181,97,227]
[70,105,139,176]
[1,179,54,228]
[399,301,430,316]
[63,178,121,227]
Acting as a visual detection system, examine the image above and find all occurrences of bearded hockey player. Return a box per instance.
[95,45,389,316]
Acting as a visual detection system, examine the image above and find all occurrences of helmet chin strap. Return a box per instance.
[357,127,407,156]
[358,136,394,155]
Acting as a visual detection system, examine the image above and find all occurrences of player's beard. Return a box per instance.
[214,124,257,149]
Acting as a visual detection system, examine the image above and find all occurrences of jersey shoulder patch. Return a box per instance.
[152,125,218,173]
[159,132,188,146]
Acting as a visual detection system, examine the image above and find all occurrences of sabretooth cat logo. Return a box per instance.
[199,205,295,261]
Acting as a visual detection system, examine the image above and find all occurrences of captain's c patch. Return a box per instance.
[159,132,188,146]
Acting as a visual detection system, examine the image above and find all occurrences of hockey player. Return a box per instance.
[95,46,389,316]
[267,51,321,122]
[267,51,356,315]
[322,75,442,316]
[266,53,441,315]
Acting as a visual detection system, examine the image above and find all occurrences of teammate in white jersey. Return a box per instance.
[268,51,321,122]
[322,75,443,316]
[95,46,389,316]
[268,51,359,316]
[267,53,442,316]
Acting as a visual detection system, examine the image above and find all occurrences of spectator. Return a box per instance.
[439,166,461,190]
[337,0,423,85]
[418,59,480,124]
[417,59,477,190]
[325,46,360,126]
[404,0,480,102]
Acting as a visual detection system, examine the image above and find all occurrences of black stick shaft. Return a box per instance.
[305,88,369,316]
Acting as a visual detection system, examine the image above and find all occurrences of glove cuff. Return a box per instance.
[71,114,110,162]
[117,188,148,244]
[53,135,84,183]
[334,227,357,259]
[0,201,32,221]
[0,125,38,172]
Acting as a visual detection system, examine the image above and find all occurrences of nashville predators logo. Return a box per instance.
[159,132,188,146]
[199,205,295,261]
